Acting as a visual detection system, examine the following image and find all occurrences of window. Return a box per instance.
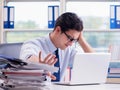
[66,2,120,30]
[66,2,120,52]
[6,1,120,52]
[8,2,59,29]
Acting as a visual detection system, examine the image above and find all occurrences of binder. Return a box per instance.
[3,6,14,29]
[54,5,59,27]
[110,5,116,29]
[110,5,120,29]
[116,5,120,28]
[8,6,14,28]
[4,6,9,28]
[48,6,54,28]
[48,5,59,28]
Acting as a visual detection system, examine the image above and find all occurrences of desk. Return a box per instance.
[0,84,120,90]
[52,84,120,90]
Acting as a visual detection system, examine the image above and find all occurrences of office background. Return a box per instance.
[0,0,120,53]
[0,0,120,88]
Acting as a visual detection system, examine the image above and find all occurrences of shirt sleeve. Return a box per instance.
[19,40,40,61]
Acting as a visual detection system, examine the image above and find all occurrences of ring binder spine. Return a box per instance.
[48,5,59,28]
[110,5,120,29]
[3,6,14,29]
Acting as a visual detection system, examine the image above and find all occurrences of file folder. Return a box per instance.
[110,5,116,29]
[54,5,59,27]
[8,6,14,28]
[4,6,9,28]
[116,5,120,28]
[48,6,54,28]
[48,5,59,28]
[3,6,14,29]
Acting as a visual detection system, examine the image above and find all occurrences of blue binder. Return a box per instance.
[110,5,120,29]
[116,5,120,28]
[4,6,14,29]
[48,5,59,28]
[8,6,15,28]
[4,6,9,28]
[110,5,116,29]
[48,6,54,28]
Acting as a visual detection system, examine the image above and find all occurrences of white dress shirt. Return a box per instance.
[20,34,83,81]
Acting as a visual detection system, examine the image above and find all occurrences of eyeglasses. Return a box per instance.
[63,32,78,42]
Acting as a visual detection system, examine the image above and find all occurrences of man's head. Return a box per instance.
[54,12,83,32]
[50,12,83,50]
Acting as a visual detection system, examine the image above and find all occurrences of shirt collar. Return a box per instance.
[46,34,57,53]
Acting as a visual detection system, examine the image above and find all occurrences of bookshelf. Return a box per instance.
[0,0,66,43]
[0,0,120,43]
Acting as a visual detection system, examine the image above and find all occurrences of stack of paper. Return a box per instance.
[0,61,59,89]
[3,70,47,82]
[0,69,53,89]
[107,62,120,84]
[0,56,59,89]
[20,62,59,73]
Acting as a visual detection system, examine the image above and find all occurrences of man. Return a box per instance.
[20,12,94,82]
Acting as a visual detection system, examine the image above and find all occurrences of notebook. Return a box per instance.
[54,53,111,85]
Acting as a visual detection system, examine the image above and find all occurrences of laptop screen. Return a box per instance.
[70,53,111,85]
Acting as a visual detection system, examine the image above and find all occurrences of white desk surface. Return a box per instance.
[0,83,120,90]
[52,84,120,90]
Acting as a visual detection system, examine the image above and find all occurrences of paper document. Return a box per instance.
[20,62,59,73]
[7,75,46,82]
[3,70,46,76]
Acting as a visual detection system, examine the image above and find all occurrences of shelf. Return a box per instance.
[6,0,59,2]
[4,29,53,32]
[6,0,120,2]
[84,29,120,32]
[1,0,120,43]
[67,0,120,2]
[3,29,120,32]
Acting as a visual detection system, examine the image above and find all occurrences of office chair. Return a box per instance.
[0,42,23,58]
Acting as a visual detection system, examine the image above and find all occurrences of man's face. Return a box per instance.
[58,29,80,50]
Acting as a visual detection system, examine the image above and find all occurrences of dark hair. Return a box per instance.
[54,12,83,32]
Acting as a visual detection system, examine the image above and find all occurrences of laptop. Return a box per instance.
[54,53,111,85]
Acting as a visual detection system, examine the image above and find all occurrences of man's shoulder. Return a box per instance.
[24,36,48,44]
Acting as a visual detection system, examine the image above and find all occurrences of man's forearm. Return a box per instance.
[78,36,94,53]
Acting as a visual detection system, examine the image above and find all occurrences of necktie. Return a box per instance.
[52,49,60,82]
